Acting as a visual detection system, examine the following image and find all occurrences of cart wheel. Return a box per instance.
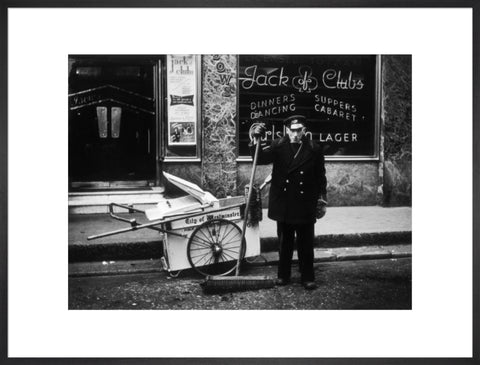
[187,218,246,277]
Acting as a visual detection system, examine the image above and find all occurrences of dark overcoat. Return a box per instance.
[251,135,327,224]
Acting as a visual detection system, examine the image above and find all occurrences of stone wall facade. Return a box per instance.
[381,55,412,206]
[325,162,381,206]
[200,55,238,198]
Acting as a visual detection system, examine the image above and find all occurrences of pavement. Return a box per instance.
[69,206,412,275]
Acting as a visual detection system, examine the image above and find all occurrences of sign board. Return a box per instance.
[238,55,379,158]
[169,207,241,230]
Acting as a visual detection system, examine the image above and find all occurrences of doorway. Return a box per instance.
[68,56,159,190]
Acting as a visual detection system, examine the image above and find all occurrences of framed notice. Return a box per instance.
[238,55,379,159]
[167,54,197,146]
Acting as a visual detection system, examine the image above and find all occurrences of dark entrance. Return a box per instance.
[68,56,159,189]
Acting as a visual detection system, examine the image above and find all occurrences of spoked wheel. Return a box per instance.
[187,218,246,277]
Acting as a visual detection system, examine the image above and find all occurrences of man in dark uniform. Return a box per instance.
[251,115,327,290]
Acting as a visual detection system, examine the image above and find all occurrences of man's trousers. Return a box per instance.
[276,221,315,283]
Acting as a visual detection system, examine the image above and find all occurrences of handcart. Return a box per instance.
[87,172,264,277]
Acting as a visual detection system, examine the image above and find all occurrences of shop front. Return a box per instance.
[68,54,411,213]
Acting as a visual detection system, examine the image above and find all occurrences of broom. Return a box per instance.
[201,135,276,294]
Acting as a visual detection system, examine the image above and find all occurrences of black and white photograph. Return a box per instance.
[68,54,412,310]
[3,5,476,362]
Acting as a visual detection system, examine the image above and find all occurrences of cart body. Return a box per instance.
[162,199,260,271]
[88,172,262,276]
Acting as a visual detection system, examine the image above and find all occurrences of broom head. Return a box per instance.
[201,275,276,294]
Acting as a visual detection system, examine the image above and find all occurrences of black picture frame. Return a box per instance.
[1,1,478,364]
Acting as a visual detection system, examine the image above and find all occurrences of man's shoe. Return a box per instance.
[275,278,290,286]
[302,281,317,290]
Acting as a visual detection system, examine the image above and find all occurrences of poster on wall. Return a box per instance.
[238,55,378,158]
[167,54,197,146]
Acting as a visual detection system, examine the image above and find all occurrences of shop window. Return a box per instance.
[237,55,380,161]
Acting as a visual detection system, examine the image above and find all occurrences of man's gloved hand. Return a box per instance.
[316,198,327,219]
[251,123,266,138]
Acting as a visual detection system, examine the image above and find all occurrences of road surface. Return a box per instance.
[69,257,411,310]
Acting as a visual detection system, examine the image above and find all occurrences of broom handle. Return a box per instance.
[235,136,261,276]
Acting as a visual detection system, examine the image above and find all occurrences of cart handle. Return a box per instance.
[109,203,142,226]
[87,220,188,240]
[87,202,247,241]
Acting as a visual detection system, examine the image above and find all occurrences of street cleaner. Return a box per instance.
[250,115,328,290]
